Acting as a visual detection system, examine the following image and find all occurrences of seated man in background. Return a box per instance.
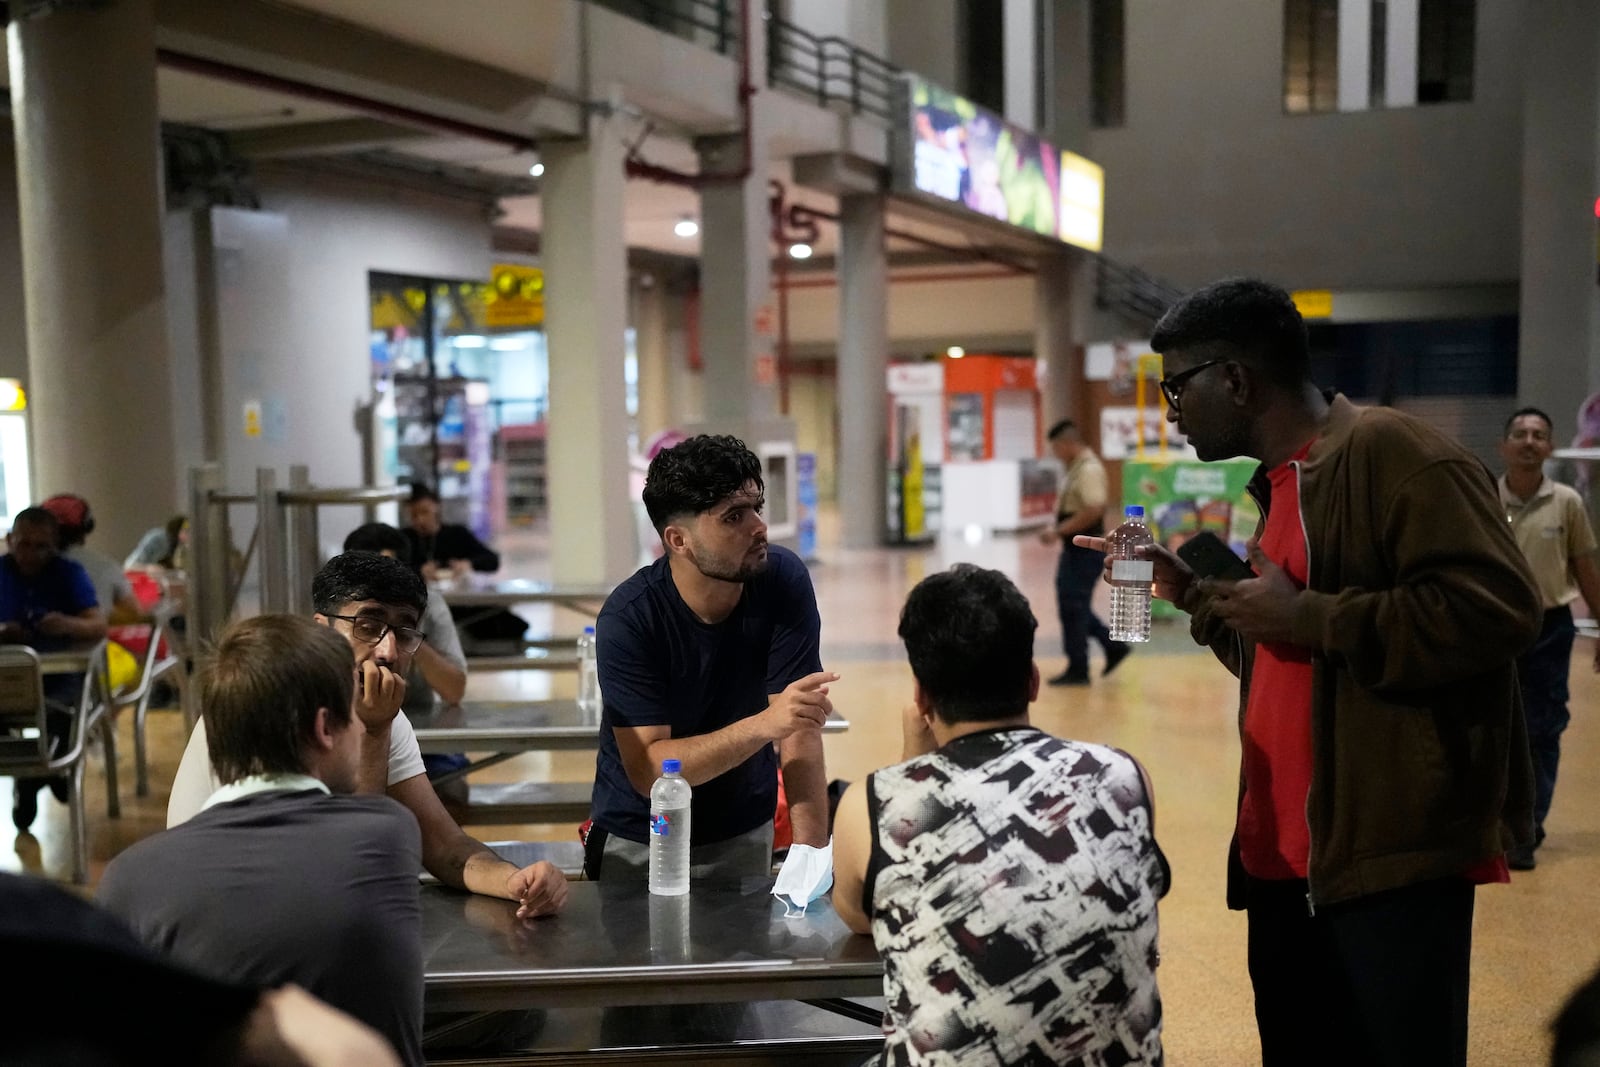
[586,434,834,881]
[99,615,424,1065]
[167,551,567,919]
[833,564,1169,1066]
[4,870,400,1067]
[124,512,188,574]
[344,521,470,791]
[403,483,524,649]
[403,482,500,579]
[41,494,143,625]
[1,506,107,831]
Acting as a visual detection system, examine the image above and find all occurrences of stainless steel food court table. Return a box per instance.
[421,880,883,1015]
[441,579,612,619]
[438,579,614,671]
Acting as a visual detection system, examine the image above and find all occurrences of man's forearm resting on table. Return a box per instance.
[459,842,523,898]
[779,728,829,847]
[414,643,467,706]
[620,716,778,796]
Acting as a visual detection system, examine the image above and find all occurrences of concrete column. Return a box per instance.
[1036,253,1080,428]
[836,195,889,549]
[9,0,179,553]
[1336,0,1372,112]
[1517,4,1600,437]
[1003,0,1039,129]
[543,110,635,583]
[633,276,673,443]
[1384,0,1420,109]
[696,131,779,430]
[1046,0,1091,151]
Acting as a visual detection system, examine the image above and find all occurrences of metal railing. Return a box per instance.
[590,0,739,55]
[187,465,411,655]
[766,16,900,121]
[1094,256,1185,331]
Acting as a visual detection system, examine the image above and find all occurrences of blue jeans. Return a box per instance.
[1056,541,1114,676]
[1517,606,1576,838]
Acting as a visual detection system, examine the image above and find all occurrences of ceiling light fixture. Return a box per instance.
[946,346,966,359]
[674,217,700,238]
[788,243,813,260]
[529,162,545,177]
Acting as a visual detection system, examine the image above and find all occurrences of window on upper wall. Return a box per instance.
[1283,0,1475,114]
[1417,0,1475,103]
[1090,0,1126,128]
[962,0,1006,115]
[1283,0,1339,114]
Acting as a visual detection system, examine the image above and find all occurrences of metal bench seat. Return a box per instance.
[459,780,594,825]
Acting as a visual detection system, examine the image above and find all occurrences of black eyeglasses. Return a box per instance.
[1158,359,1228,410]
[324,613,426,654]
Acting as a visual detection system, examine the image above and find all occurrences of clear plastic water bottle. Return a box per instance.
[576,625,602,721]
[649,758,692,896]
[1108,504,1155,643]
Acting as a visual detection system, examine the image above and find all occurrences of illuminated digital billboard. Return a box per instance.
[904,75,1103,252]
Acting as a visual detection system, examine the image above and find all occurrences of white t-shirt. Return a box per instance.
[166,711,428,828]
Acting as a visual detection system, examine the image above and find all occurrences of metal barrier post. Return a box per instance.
[256,467,288,613]
[187,464,226,650]
[287,465,319,616]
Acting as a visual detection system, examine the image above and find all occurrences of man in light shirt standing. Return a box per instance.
[1039,419,1131,685]
[1498,407,1600,870]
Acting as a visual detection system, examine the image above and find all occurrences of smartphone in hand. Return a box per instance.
[1176,531,1255,581]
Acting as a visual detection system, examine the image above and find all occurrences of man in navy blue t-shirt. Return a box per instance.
[586,435,836,881]
[2,506,108,830]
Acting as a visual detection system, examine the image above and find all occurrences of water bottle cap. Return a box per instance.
[583,625,596,635]
[662,759,681,774]
[1125,505,1145,518]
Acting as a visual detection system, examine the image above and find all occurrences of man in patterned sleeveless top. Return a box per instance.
[833,564,1169,1066]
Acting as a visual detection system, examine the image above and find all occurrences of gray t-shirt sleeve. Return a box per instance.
[422,594,465,672]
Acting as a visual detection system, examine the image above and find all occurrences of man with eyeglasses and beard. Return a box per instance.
[1076,278,1539,1067]
[583,435,836,882]
[168,551,567,920]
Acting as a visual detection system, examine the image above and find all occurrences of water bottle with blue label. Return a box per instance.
[648,758,691,896]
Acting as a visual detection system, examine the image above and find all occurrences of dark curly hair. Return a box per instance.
[898,563,1037,724]
[1150,277,1311,388]
[642,434,764,535]
[312,551,426,617]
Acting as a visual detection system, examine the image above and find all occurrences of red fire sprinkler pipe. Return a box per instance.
[623,0,755,187]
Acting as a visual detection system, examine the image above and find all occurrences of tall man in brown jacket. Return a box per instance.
[1078,278,1540,1067]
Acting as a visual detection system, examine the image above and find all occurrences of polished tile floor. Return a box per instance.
[6,512,1597,1065]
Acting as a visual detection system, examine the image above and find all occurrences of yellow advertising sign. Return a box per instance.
[484,264,545,329]
[1058,151,1105,252]
[370,290,422,331]
[1291,289,1334,319]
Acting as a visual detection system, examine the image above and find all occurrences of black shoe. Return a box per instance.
[1047,670,1091,687]
[1104,643,1132,677]
[12,781,39,832]
[1507,845,1536,871]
